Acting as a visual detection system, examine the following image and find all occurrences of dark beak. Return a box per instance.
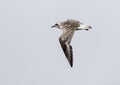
[51,25,55,28]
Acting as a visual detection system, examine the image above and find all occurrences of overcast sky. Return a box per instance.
[0,0,120,85]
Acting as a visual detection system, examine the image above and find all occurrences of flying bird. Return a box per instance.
[51,19,92,67]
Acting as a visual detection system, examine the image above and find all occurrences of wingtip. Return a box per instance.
[69,62,73,67]
[70,64,73,68]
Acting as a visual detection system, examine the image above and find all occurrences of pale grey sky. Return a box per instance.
[0,0,120,85]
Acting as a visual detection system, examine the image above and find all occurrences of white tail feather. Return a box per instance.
[77,23,92,30]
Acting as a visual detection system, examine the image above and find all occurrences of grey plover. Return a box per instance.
[51,19,92,67]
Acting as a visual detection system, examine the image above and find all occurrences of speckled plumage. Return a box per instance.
[51,19,92,67]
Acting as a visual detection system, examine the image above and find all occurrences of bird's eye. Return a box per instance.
[55,24,58,26]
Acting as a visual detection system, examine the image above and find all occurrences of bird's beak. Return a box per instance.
[51,25,55,28]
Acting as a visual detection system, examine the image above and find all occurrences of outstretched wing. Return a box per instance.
[59,29,75,67]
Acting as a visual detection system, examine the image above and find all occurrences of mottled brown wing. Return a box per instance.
[59,29,75,67]
[59,39,73,67]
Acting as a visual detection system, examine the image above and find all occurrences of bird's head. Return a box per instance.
[51,22,62,29]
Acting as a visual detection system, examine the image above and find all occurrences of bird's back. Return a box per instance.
[61,19,80,29]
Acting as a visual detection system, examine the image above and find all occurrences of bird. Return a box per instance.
[51,19,92,67]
